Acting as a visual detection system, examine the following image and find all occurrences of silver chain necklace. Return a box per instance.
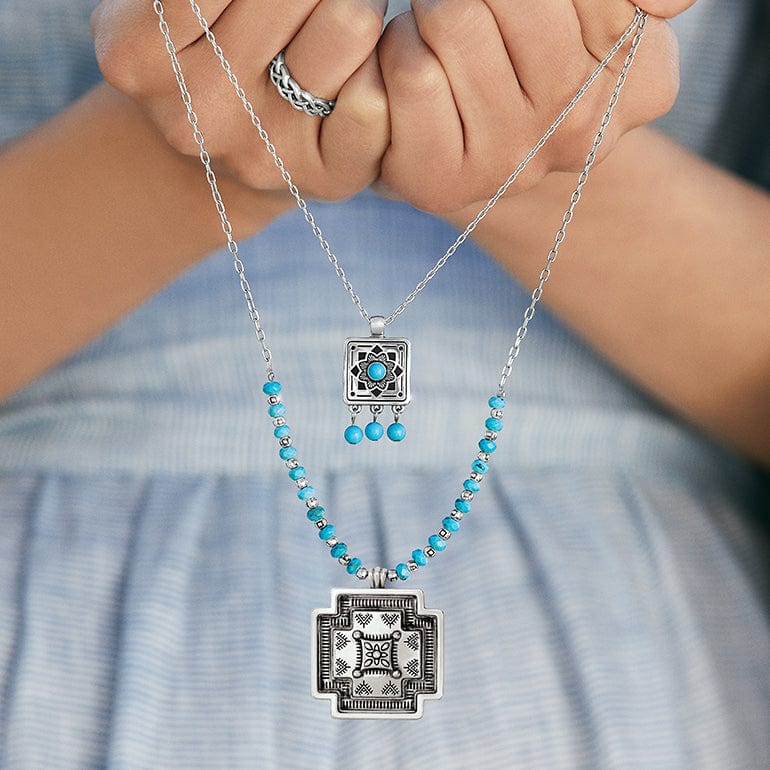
[153,0,647,719]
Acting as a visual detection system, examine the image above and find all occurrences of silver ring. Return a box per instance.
[269,51,336,118]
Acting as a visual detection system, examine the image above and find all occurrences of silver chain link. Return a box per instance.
[497,13,647,396]
[180,0,645,327]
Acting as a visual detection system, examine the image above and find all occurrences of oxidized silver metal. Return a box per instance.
[344,318,411,408]
[312,588,443,719]
[269,51,336,118]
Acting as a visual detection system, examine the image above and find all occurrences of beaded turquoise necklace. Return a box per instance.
[154,0,647,719]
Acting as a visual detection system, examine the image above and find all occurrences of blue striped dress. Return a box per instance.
[0,1,768,768]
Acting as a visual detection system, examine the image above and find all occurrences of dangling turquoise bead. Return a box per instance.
[387,422,406,442]
[344,425,364,444]
[365,421,384,441]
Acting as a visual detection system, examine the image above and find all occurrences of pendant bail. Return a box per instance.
[369,315,386,337]
[370,566,389,589]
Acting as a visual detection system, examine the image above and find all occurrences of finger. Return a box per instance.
[283,0,388,101]
[479,0,591,105]
[92,0,234,93]
[317,50,390,197]
[410,0,524,153]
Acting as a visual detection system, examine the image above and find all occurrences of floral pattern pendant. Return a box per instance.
[343,316,411,444]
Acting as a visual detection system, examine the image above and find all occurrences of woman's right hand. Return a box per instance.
[91,0,390,200]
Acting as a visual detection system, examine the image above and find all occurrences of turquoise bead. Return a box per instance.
[472,459,488,475]
[412,549,428,567]
[279,446,297,460]
[263,381,282,395]
[297,486,315,501]
[479,438,497,454]
[288,466,306,481]
[331,542,347,559]
[268,403,286,418]
[396,563,410,581]
[443,516,460,533]
[365,421,384,441]
[344,425,364,444]
[485,417,504,432]
[489,395,506,409]
[274,425,291,439]
[463,478,481,493]
[428,534,447,552]
[387,422,406,442]
[319,524,335,540]
[347,557,362,575]
[307,506,325,522]
[367,361,387,381]
[455,498,471,514]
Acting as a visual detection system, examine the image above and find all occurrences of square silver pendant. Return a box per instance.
[343,336,411,407]
[312,588,443,719]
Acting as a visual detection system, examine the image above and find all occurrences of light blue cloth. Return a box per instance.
[0,2,768,769]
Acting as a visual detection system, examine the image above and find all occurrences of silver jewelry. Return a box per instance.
[269,50,336,117]
[153,0,647,718]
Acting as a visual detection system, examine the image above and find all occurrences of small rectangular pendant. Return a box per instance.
[343,334,411,407]
[312,588,443,719]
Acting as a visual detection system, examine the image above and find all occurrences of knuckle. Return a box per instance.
[413,0,485,46]
[328,0,385,49]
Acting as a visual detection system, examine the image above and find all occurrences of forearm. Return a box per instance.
[448,127,770,466]
[0,83,292,399]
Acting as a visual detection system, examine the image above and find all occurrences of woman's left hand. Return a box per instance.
[377,0,691,213]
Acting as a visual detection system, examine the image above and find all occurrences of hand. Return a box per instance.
[91,0,390,200]
[377,1,694,213]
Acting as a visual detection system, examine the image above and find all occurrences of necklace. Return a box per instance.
[153,1,648,719]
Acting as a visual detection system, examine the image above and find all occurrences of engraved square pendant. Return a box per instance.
[312,589,443,719]
[343,335,411,407]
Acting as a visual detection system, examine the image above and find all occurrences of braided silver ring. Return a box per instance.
[269,51,336,118]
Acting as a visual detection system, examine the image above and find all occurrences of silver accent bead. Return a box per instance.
[267,395,280,406]
[356,568,369,581]
[315,519,327,529]
[491,408,504,419]
[339,554,351,566]
[306,498,319,509]
[425,547,436,558]
[285,458,299,469]
[461,490,474,502]
[296,478,309,489]
[451,510,464,521]
[478,452,490,462]
[470,472,483,482]
[326,537,338,548]
[484,431,498,441]
[407,560,418,572]
[439,529,451,540]
[279,436,293,447]
[273,416,286,427]
[387,570,398,582]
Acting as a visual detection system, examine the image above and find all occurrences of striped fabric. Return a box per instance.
[0,1,768,769]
